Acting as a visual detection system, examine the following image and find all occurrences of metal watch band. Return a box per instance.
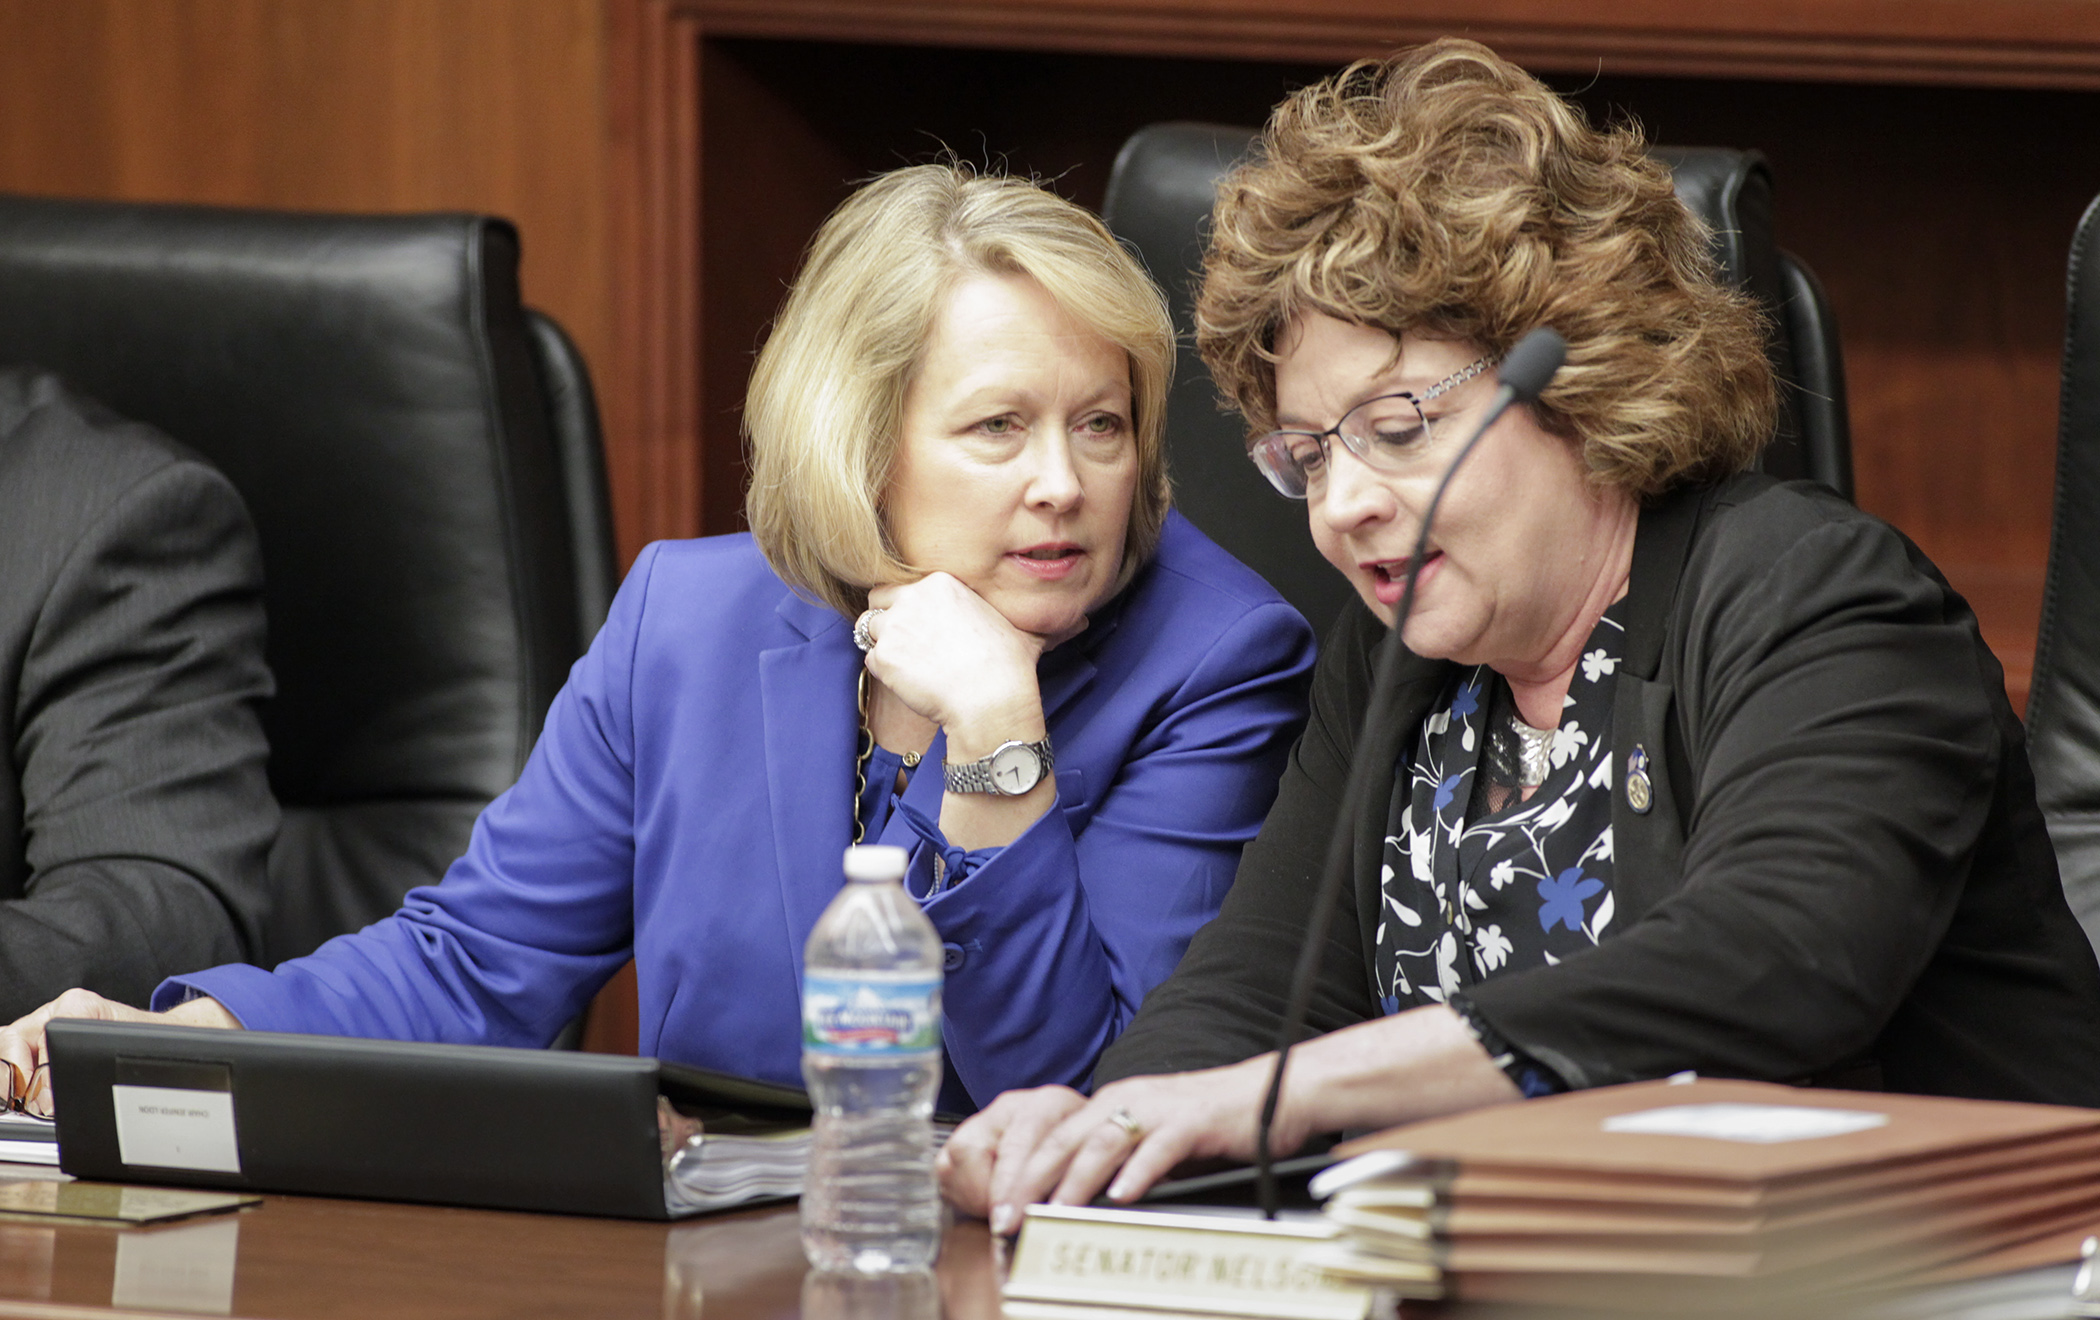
[942,739,1055,795]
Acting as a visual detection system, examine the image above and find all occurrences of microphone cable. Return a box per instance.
[1252,327,1569,1217]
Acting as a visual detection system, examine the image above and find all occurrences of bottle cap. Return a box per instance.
[842,844,909,882]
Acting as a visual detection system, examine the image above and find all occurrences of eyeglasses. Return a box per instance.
[4,1060,46,1119]
[1248,353,1498,499]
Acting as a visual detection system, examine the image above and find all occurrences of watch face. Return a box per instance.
[989,743,1042,795]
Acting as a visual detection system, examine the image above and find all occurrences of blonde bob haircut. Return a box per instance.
[1198,39,1777,498]
[745,164,1175,618]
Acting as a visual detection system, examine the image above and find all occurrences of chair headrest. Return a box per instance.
[0,195,579,805]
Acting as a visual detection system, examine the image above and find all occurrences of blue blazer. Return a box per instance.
[166,512,1315,1105]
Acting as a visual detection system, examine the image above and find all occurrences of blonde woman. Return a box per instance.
[0,166,1315,1116]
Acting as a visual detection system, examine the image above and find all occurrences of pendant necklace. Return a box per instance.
[1508,713,1556,790]
[852,668,921,845]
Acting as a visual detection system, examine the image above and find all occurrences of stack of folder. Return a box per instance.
[1308,1076,2100,1310]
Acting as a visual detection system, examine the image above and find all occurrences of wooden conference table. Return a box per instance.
[0,1171,1004,1320]
[0,1165,2081,1320]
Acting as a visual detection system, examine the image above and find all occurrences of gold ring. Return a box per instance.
[1105,1107,1145,1143]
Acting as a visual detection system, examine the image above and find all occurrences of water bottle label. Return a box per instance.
[802,972,942,1056]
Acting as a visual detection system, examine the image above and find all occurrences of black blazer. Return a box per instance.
[1100,474,2100,1106]
[0,368,276,1016]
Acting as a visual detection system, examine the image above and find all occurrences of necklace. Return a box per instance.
[852,668,921,845]
[1508,713,1556,789]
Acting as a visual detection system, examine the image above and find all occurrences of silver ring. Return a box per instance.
[1104,1107,1145,1143]
[852,608,884,653]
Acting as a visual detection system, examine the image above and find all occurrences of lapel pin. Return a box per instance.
[1626,745,1653,814]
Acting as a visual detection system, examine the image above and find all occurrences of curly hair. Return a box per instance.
[746,164,1175,618]
[1198,39,1776,498]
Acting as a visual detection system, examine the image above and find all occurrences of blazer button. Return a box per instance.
[942,943,967,972]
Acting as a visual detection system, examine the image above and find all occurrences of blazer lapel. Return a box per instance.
[1611,675,1686,926]
[1608,482,1712,926]
[1618,483,1707,683]
[761,594,861,983]
[1037,636,1100,727]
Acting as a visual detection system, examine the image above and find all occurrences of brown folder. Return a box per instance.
[1338,1077,2100,1201]
[1324,1077,2100,1298]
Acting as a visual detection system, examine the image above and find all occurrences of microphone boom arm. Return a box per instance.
[1251,329,1567,1217]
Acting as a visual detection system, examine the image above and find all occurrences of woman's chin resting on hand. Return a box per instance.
[0,989,239,1118]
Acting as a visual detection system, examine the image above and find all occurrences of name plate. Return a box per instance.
[1003,1204,1387,1320]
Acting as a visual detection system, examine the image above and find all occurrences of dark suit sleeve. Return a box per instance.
[1467,510,2005,1087]
[8,458,275,1016]
[1096,604,1382,1083]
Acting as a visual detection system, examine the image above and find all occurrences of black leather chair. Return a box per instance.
[1101,123,1854,633]
[2023,193,2100,955]
[0,195,618,971]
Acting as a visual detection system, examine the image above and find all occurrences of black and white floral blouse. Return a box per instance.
[1374,602,1630,1090]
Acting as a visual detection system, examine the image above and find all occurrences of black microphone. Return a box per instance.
[1497,327,1569,408]
[1251,328,1567,1218]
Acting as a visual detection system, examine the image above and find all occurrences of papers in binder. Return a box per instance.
[0,1112,57,1166]
[655,1092,954,1216]
[660,1100,810,1216]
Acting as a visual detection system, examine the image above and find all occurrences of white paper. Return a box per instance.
[0,1141,59,1167]
[1602,1102,1889,1144]
[111,1085,241,1174]
[111,1216,238,1314]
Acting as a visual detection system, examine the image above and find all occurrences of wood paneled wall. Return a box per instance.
[0,0,650,556]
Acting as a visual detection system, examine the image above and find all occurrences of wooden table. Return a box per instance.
[0,1182,1004,1320]
[0,1171,2076,1320]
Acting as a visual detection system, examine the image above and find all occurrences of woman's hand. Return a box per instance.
[939,1006,1525,1234]
[938,1085,1089,1225]
[862,572,1063,851]
[862,572,1052,742]
[0,989,240,1118]
[938,1057,1295,1234]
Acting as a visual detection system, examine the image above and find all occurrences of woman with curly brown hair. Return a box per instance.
[941,38,2100,1229]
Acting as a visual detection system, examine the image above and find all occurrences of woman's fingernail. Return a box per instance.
[991,1204,1020,1236]
[1107,1178,1132,1202]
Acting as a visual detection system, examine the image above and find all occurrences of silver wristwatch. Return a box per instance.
[943,739,1055,796]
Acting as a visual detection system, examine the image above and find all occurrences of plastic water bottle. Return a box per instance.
[800,844,945,1272]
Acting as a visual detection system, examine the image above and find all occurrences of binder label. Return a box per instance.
[111,1084,242,1174]
[1602,1102,1890,1144]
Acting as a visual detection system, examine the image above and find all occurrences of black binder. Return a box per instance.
[47,1019,808,1220]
